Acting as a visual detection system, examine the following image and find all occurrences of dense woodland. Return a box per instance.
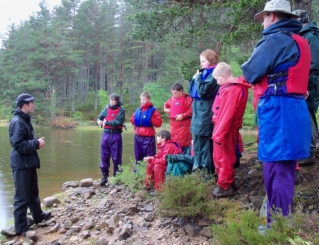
[0,0,317,122]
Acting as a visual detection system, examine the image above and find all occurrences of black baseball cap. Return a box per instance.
[16,93,36,107]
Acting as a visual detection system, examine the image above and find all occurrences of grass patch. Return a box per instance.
[112,160,147,192]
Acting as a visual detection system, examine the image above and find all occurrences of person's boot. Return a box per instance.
[212,186,234,198]
[100,175,108,186]
[298,150,316,167]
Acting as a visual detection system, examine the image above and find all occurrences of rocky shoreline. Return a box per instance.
[1,178,214,245]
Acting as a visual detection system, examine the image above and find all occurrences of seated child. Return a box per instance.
[211,62,251,198]
[144,130,181,191]
[166,140,195,177]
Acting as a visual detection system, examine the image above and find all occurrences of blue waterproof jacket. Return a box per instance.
[241,19,311,161]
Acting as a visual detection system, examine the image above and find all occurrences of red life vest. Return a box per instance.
[169,95,188,119]
[103,107,123,129]
[255,32,310,97]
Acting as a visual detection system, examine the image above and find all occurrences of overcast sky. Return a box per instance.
[0,0,62,44]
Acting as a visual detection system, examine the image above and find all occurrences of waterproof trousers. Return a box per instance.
[145,163,167,191]
[13,169,44,234]
[134,135,156,162]
[99,132,122,177]
[263,160,296,225]
[213,127,238,190]
[192,135,214,173]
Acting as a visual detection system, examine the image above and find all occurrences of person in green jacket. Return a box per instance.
[188,49,220,177]
[293,10,319,166]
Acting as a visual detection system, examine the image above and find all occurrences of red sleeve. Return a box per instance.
[181,96,193,119]
[213,86,242,146]
[130,113,135,126]
[151,109,162,127]
[152,143,177,165]
[164,97,172,109]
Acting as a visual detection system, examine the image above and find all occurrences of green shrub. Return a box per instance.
[112,160,147,192]
[157,173,226,218]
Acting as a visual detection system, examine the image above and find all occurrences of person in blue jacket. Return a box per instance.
[241,0,311,225]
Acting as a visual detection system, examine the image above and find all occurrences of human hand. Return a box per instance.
[38,137,45,148]
[97,120,103,127]
[175,114,183,121]
[305,91,309,99]
[164,108,170,114]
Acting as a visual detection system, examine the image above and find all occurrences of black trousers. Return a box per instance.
[12,169,43,233]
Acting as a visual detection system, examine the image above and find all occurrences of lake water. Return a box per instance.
[0,126,256,231]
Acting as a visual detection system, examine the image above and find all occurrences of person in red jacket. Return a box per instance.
[131,92,162,164]
[164,83,193,153]
[211,62,251,198]
[144,130,182,191]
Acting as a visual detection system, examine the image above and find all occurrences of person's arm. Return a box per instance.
[152,144,176,165]
[213,86,242,146]
[105,108,125,127]
[163,98,172,114]
[9,119,38,154]
[97,108,107,126]
[194,73,219,99]
[130,112,135,126]
[151,109,162,127]
[181,95,193,119]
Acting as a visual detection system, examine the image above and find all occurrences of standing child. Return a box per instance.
[97,93,125,186]
[131,92,162,164]
[164,83,193,153]
[212,62,251,198]
[189,49,220,175]
[144,130,181,191]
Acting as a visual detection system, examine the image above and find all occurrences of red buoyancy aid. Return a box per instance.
[103,107,123,129]
[169,95,188,119]
[254,33,311,97]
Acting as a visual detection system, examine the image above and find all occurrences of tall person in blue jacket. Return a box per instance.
[241,0,311,225]
[188,49,220,177]
[9,94,52,236]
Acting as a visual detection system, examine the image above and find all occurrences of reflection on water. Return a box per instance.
[0,126,256,231]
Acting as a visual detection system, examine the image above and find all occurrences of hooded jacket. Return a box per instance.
[9,109,40,170]
[299,21,319,112]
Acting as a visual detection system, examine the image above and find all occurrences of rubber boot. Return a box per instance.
[100,174,108,186]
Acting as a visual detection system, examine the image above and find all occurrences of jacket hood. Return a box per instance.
[299,21,319,35]
[229,76,252,88]
[263,19,302,36]
[13,108,31,121]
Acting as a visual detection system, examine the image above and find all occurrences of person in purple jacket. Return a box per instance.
[241,0,311,225]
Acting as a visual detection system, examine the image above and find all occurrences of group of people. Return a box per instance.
[8,0,319,236]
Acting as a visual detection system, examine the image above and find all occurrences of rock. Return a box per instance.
[106,214,120,228]
[198,218,211,227]
[0,225,18,237]
[42,196,61,207]
[144,205,154,212]
[144,212,155,222]
[4,240,15,245]
[83,220,95,230]
[62,181,79,189]
[184,223,202,237]
[64,220,73,229]
[80,230,91,239]
[200,227,214,238]
[95,238,109,245]
[25,230,38,242]
[248,169,257,175]
[80,178,94,187]
[118,224,132,240]
[48,224,60,233]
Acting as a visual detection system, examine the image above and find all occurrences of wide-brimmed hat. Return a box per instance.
[16,93,36,107]
[255,0,299,22]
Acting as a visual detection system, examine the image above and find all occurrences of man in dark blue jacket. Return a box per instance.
[9,94,52,236]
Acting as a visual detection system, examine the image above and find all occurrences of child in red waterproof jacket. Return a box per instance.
[211,62,251,198]
[144,130,181,191]
[164,83,193,153]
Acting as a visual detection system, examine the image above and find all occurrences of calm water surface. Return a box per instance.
[0,126,256,231]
